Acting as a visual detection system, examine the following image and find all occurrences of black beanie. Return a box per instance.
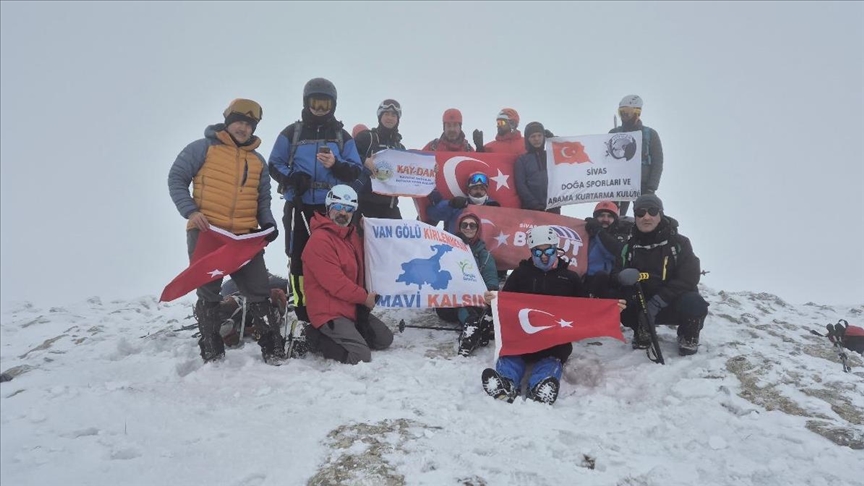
[224,112,259,132]
[524,121,545,138]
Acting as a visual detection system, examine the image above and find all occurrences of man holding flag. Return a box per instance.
[167,98,285,365]
[483,226,626,405]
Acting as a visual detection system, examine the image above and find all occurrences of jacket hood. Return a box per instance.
[205,123,261,150]
[456,212,483,245]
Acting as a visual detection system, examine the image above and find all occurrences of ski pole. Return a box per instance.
[397,319,461,333]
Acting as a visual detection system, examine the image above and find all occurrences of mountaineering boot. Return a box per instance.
[458,315,483,357]
[249,301,287,365]
[631,325,651,350]
[528,377,560,405]
[478,308,495,347]
[678,315,705,356]
[481,368,517,403]
[196,299,225,362]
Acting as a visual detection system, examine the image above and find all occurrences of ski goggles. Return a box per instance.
[308,97,333,112]
[634,207,661,218]
[531,247,558,257]
[467,173,489,187]
[460,221,478,230]
[618,107,641,117]
[328,203,356,213]
[496,119,510,127]
[377,100,401,118]
[223,99,263,122]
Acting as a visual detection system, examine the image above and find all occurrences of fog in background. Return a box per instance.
[2,2,862,308]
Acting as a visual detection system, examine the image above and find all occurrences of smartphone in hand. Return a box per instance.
[318,145,331,154]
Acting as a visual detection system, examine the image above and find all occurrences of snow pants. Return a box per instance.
[496,343,571,390]
[186,229,269,304]
[306,316,393,365]
[620,291,709,332]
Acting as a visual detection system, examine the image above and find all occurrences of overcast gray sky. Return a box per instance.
[2,1,862,308]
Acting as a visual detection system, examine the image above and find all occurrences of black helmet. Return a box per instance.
[303,77,337,101]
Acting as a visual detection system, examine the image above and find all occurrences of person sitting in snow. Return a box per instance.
[449,213,499,357]
[582,201,632,298]
[301,185,394,364]
[167,98,285,365]
[612,194,708,356]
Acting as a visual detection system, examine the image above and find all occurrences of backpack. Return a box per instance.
[276,121,345,194]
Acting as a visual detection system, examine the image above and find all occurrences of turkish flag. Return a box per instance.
[413,151,521,223]
[550,141,591,164]
[463,205,589,274]
[492,291,624,359]
[159,226,273,302]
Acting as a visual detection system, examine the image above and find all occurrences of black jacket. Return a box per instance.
[609,120,663,192]
[355,126,405,206]
[503,257,587,298]
[612,216,701,304]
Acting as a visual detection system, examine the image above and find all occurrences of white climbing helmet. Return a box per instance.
[619,95,643,109]
[325,184,358,211]
[527,225,559,248]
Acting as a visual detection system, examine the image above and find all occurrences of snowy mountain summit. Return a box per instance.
[1,285,862,486]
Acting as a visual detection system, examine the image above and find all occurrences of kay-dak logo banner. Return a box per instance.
[369,149,437,198]
[364,218,488,308]
[545,133,642,209]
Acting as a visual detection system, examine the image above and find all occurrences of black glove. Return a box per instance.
[332,160,361,182]
[584,217,602,237]
[253,223,279,243]
[288,172,311,198]
[472,129,484,150]
[645,295,667,321]
[543,129,555,138]
[449,196,468,209]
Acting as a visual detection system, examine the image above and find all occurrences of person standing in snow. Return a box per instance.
[612,194,708,356]
[422,108,475,152]
[610,95,664,217]
[168,98,286,365]
[301,185,393,364]
[268,77,363,326]
[583,201,632,297]
[481,226,613,404]
[473,108,525,155]
[450,213,499,357]
[513,121,559,214]
[354,99,407,219]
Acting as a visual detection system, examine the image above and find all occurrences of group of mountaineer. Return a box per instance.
[168,77,708,405]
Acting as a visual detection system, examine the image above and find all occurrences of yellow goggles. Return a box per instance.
[308,97,333,112]
[496,119,510,127]
[618,107,641,117]
[223,98,263,122]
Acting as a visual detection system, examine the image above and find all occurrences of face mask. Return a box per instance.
[532,254,556,272]
[468,194,488,205]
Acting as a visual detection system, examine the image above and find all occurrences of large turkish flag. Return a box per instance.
[491,291,624,359]
[160,226,273,302]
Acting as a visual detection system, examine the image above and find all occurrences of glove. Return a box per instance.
[584,217,602,237]
[643,188,656,195]
[288,172,311,198]
[449,196,468,209]
[543,129,555,138]
[645,295,667,321]
[251,223,279,243]
[472,129,484,150]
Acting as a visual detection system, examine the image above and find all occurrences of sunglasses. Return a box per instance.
[634,207,661,218]
[329,203,356,213]
[460,222,478,230]
[308,97,333,112]
[531,247,558,257]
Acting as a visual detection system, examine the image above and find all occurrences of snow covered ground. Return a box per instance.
[1,286,863,486]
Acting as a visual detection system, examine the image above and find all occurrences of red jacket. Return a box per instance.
[301,213,369,328]
[484,130,525,155]
[422,131,475,152]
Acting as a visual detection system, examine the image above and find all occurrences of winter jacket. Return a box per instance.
[168,124,276,234]
[612,216,701,304]
[503,257,587,298]
[301,213,369,328]
[354,126,406,209]
[514,148,549,211]
[427,190,500,235]
[586,219,632,276]
[484,130,525,155]
[422,132,474,152]
[268,110,363,206]
[609,121,663,193]
[456,213,500,291]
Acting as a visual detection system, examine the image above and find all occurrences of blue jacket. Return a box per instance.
[587,235,616,276]
[268,113,362,206]
[427,190,500,235]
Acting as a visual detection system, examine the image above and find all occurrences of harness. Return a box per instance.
[276,121,345,193]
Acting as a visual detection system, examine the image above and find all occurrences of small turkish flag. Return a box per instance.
[160,226,273,302]
[491,291,624,359]
[550,141,591,164]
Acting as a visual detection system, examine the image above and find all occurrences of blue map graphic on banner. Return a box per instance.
[395,244,453,290]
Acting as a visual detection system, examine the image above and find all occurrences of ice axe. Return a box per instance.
[618,268,665,365]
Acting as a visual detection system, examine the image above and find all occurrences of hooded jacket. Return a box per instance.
[456,213,499,291]
[609,120,663,193]
[612,216,701,304]
[168,124,276,234]
[422,131,474,152]
[484,130,525,155]
[355,126,406,208]
[301,213,369,328]
[427,191,500,235]
[514,141,548,211]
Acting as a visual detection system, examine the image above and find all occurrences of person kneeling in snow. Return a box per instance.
[481,225,626,405]
[301,185,394,364]
[452,213,499,357]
